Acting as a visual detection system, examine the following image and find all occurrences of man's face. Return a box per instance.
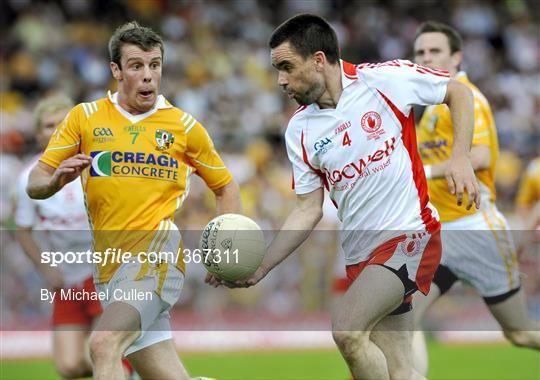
[37,108,69,150]
[271,41,325,106]
[414,32,461,74]
[110,43,162,114]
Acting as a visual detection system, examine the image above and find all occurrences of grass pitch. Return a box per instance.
[1,342,538,379]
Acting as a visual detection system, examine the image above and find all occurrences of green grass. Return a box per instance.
[1,343,538,380]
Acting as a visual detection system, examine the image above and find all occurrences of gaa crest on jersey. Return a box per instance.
[361,111,385,140]
[155,130,175,153]
[314,137,333,156]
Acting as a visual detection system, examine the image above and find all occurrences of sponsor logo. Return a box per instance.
[155,130,175,153]
[314,137,333,156]
[125,125,146,144]
[419,139,447,150]
[90,151,112,176]
[200,221,215,250]
[124,125,147,133]
[89,151,179,181]
[324,137,395,186]
[334,121,351,135]
[361,111,385,140]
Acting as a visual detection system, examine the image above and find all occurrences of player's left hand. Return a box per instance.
[204,273,223,288]
[230,267,268,288]
[445,155,481,210]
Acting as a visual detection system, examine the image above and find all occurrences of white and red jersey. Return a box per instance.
[15,157,93,287]
[285,59,449,265]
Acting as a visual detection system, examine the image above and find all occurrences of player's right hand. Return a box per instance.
[445,155,481,210]
[50,154,92,191]
[42,266,65,291]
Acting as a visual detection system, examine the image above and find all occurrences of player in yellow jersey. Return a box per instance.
[516,156,540,226]
[515,157,540,280]
[412,21,539,375]
[26,22,241,380]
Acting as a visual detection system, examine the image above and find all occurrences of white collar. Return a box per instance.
[107,91,172,124]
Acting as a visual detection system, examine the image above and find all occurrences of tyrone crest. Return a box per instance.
[400,237,421,257]
[361,111,385,140]
[155,129,175,153]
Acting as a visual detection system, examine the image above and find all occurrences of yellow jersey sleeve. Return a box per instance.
[417,73,499,222]
[40,104,83,168]
[185,122,233,190]
[516,158,540,208]
[471,95,491,146]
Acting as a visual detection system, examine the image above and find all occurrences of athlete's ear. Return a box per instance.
[313,51,326,72]
[110,62,123,81]
[451,51,462,72]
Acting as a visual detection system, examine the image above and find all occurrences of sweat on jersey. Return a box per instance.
[418,72,499,222]
[40,92,233,283]
[285,60,449,265]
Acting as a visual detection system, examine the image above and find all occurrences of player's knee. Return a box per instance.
[89,331,123,361]
[55,357,92,379]
[504,330,539,348]
[332,330,370,356]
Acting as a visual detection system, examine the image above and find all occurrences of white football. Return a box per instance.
[199,214,265,282]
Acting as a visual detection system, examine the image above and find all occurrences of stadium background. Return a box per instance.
[1,0,538,379]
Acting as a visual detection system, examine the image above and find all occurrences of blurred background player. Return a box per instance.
[26,22,241,380]
[13,93,134,379]
[514,156,540,297]
[516,156,540,228]
[413,21,540,375]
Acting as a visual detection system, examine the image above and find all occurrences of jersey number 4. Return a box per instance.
[342,131,352,146]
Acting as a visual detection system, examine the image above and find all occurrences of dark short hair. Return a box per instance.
[268,14,340,64]
[108,21,164,69]
[415,21,463,53]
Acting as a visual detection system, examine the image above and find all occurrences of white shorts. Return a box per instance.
[441,203,520,297]
[96,261,184,356]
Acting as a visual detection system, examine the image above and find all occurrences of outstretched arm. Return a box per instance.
[213,180,242,215]
[210,187,324,288]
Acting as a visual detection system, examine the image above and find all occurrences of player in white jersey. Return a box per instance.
[213,14,480,379]
[14,94,133,378]
[411,21,540,375]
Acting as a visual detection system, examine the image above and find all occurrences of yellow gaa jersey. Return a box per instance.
[41,92,233,282]
[417,72,498,222]
[516,157,540,209]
